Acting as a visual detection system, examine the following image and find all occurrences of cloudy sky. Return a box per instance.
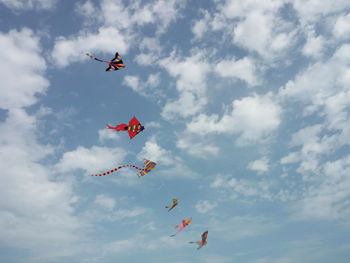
[1,0,350,262]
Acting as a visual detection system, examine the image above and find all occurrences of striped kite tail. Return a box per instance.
[90,164,143,177]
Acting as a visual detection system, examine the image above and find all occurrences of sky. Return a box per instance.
[1,0,350,262]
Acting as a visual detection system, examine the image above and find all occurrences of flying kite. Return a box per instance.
[170,217,192,237]
[106,116,144,139]
[166,199,179,212]
[189,231,208,249]
[86,52,125,71]
[91,160,156,177]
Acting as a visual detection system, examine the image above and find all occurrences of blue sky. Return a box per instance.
[1,0,350,262]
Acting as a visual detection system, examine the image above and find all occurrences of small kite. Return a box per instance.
[170,217,192,237]
[106,116,144,139]
[189,231,208,249]
[86,52,125,71]
[166,199,179,212]
[91,160,156,177]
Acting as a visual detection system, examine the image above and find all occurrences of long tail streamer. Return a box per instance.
[91,164,143,177]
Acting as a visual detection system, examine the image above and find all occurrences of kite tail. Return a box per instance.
[91,164,143,177]
[115,124,128,131]
[85,53,108,63]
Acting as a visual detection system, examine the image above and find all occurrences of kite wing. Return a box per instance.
[105,52,125,71]
[202,231,208,243]
[127,117,144,139]
[105,65,118,71]
[137,160,156,177]
[129,116,140,126]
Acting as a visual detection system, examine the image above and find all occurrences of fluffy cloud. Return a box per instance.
[0,0,56,11]
[159,51,210,119]
[195,200,218,213]
[0,28,48,109]
[98,128,120,143]
[215,56,260,86]
[211,175,273,200]
[294,155,350,221]
[54,0,185,68]
[99,0,185,33]
[137,137,174,165]
[248,157,270,174]
[302,30,326,58]
[94,194,116,211]
[176,132,219,158]
[51,27,130,67]
[137,137,198,178]
[333,13,350,39]
[187,93,282,145]
[123,73,161,97]
[292,0,350,24]
[55,146,127,174]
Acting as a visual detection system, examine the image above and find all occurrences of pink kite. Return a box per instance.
[170,217,192,237]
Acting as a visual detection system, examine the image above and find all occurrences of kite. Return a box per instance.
[106,116,144,139]
[86,52,125,71]
[166,199,179,212]
[170,217,192,237]
[189,231,208,249]
[91,160,156,177]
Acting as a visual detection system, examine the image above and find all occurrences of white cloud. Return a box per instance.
[51,26,130,68]
[105,234,184,254]
[162,91,207,120]
[94,194,116,210]
[159,51,210,120]
[195,200,218,213]
[0,0,56,10]
[208,215,278,241]
[292,0,350,25]
[100,0,185,33]
[98,128,120,143]
[293,155,350,221]
[84,206,147,222]
[333,13,350,39]
[248,157,270,174]
[187,93,282,145]
[0,28,48,110]
[137,137,173,165]
[123,73,161,97]
[192,10,211,39]
[55,146,127,174]
[0,28,90,260]
[211,175,273,200]
[0,109,86,259]
[215,56,260,86]
[134,37,163,66]
[176,132,219,158]
[302,30,326,58]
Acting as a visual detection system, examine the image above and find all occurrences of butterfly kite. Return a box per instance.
[170,217,192,237]
[106,116,144,139]
[166,199,179,212]
[91,160,156,177]
[189,231,208,249]
[86,52,125,71]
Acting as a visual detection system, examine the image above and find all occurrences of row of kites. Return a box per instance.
[86,52,208,249]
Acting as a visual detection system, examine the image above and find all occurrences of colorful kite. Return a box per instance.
[189,231,208,249]
[170,217,192,237]
[86,52,125,71]
[166,199,179,212]
[106,116,144,139]
[91,160,156,177]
